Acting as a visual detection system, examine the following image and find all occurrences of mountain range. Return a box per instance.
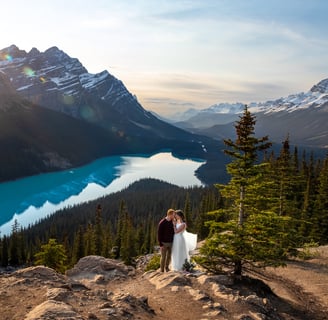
[0,45,226,184]
[169,79,328,149]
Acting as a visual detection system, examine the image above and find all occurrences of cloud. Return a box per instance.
[145,97,195,107]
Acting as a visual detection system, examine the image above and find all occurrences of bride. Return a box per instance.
[171,210,197,271]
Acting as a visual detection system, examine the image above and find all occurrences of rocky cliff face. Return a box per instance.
[0,45,142,123]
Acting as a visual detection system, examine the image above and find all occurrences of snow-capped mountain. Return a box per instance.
[0,45,226,183]
[169,79,328,148]
[248,79,328,114]
[0,45,143,123]
[173,79,328,120]
[206,102,245,114]
[0,45,207,143]
[170,103,245,126]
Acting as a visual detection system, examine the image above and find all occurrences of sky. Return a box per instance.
[1,0,328,116]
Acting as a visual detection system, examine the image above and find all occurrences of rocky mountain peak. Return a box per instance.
[27,47,41,57]
[44,46,71,62]
[0,45,134,120]
[0,44,27,59]
[310,78,328,93]
[0,44,199,156]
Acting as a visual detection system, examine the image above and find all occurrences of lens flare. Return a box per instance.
[80,105,96,121]
[39,76,47,83]
[62,94,75,105]
[23,66,35,77]
[5,54,12,61]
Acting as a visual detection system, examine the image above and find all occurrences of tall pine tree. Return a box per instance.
[198,106,296,276]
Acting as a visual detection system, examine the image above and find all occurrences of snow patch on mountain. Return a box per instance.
[205,102,245,114]
[170,78,328,123]
[0,45,136,116]
[249,89,328,114]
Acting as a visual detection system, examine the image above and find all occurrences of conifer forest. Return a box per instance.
[1,107,327,274]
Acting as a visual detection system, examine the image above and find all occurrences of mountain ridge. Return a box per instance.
[167,78,328,148]
[0,45,227,184]
[0,71,129,182]
[0,44,213,143]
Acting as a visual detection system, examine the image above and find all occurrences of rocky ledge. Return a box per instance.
[0,252,327,320]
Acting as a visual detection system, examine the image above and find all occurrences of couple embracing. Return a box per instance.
[157,208,197,272]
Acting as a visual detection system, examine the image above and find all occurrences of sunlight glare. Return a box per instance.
[23,66,35,77]
[5,54,12,61]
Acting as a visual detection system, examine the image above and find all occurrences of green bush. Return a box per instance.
[145,254,160,271]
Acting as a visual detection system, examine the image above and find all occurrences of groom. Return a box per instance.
[157,208,175,272]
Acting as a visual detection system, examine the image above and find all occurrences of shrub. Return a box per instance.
[145,254,160,271]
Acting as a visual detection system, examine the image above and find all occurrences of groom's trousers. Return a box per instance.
[160,242,172,272]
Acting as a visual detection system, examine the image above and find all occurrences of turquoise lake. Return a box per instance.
[0,152,205,235]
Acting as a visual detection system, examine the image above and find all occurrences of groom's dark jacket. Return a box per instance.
[158,218,174,247]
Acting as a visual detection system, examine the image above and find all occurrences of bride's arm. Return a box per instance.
[174,222,186,233]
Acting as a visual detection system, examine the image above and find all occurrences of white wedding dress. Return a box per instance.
[171,223,197,271]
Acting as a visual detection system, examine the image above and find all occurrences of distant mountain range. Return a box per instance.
[168,79,328,148]
[0,45,226,184]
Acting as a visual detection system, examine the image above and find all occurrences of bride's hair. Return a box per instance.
[175,210,185,222]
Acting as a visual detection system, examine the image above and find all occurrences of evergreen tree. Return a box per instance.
[9,220,21,266]
[199,106,296,276]
[72,225,85,265]
[84,223,96,256]
[102,221,113,258]
[269,138,304,246]
[150,218,157,253]
[34,238,67,273]
[275,138,296,215]
[94,204,104,255]
[120,209,136,265]
[311,157,328,243]
[184,193,193,230]
[114,200,126,259]
[140,215,156,254]
[1,235,9,267]
[296,152,318,242]
[196,188,221,240]
[136,223,146,255]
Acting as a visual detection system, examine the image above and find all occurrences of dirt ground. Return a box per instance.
[257,245,328,319]
[0,246,327,320]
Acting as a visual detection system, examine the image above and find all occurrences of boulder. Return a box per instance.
[66,256,135,283]
[25,300,83,320]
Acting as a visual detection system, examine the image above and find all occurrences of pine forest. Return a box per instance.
[1,106,328,274]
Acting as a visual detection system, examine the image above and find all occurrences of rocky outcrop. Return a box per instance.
[0,253,327,320]
[25,300,84,320]
[144,270,281,319]
[66,255,135,284]
[0,257,153,320]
